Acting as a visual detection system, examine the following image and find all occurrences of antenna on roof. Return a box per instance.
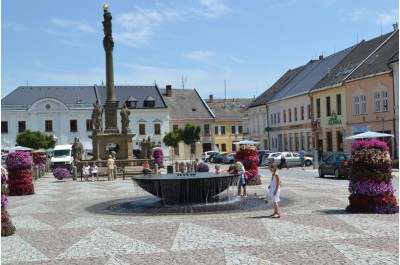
[380,19,383,35]
[224,79,227,101]
[182,75,186,89]
[102,80,104,85]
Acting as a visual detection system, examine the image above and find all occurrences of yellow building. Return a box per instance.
[204,96,252,153]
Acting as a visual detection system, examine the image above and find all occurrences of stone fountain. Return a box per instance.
[132,173,240,204]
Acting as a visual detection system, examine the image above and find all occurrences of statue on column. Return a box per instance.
[102,5,114,52]
[120,103,131,134]
[72,137,83,161]
[92,100,104,133]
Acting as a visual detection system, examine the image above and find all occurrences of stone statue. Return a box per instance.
[72,137,83,161]
[120,104,130,134]
[146,137,153,158]
[102,5,114,52]
[92,100,103,132]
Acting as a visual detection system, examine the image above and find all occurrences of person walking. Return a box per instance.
[268,163,281,218]
[107,155,115,180]
[299,148,306,170]
[279,153,289,170]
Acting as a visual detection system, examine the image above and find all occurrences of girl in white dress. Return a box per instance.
[268,163,281,218]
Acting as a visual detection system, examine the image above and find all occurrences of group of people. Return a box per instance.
[215,161,281,219]
[81,155,115,181]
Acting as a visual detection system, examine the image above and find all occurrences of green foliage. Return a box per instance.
[16,130,56,150]
[163,131,180,148]
[179,124,201,146]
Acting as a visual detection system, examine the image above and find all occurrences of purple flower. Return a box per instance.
[52,168,70,180]
[1,194,8,209]
[5,152,33,170]
[349,180,396,196]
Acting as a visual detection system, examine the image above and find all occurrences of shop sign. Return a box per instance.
[328,111,342,125]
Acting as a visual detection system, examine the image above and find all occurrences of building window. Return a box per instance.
[1,121,8,133]
[283,110,286,123]
[277,113,280,123]
[173,125,178,132]
[361,95,366,114]
[204,124,210,134]
[274,113,277,124]
[231,126,236,134]
[139,124,146,135]
[18,121,26,133]
[301,106,304,120]
[382,91,388,111]
[336,94,342,115]
[326,96,331,116]
[86,119,93,131]
[221,126,226,134]
[294,107,298,121]
[316,99,321,118]
[70,120,77,132]
[238,126,243,134]
[354,96,360,115]
[45,120,53,132]
[374,92,380,112]
[307,104,311,119]
[154,124,161,135]
[221,143,226,152]
[270,114,273,125]
[214,126,219,135]
[289,109,292,122]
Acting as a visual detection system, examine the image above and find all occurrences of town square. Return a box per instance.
[1,1,399,264]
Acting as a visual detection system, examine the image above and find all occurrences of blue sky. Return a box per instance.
[2,0,398,100]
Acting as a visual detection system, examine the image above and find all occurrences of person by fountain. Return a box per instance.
[142,161,151,175]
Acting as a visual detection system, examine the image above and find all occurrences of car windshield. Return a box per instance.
[271,153,281,157]
[54,150,70,157]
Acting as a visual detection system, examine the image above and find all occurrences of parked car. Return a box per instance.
[318,152,351,179]
[201,151,219,162]
[260,152,272,166]
[268,152,313,167]
[257,150,270,166]
[223,153,236,164]
[210,153,225,163]
[208,153,218,163]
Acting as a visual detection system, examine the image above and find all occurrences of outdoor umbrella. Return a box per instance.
[234,140,259,145]
[345,131,394,140]
[9,146,33,152]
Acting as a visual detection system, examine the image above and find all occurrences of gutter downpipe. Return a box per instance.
[387,60,398,159]
[266,104,271,151]
[307,89,318,169]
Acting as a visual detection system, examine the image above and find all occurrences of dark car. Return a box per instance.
[211,153,225,163]
[257,150,270,166]
[207,153,218,163]
[318,152,351,179]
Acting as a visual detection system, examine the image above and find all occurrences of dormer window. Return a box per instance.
[144,96,156,108]
[125,96,138,108]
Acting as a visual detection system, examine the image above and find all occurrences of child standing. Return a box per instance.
[268,163,281,218]
[235,162,248,197]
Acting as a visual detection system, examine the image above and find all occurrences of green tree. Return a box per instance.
[179,124,201,167]
[16,130,56,150]
[163,131,180,164]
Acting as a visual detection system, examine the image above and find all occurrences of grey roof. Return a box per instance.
[248,66,304,108]
[96,85,167,109]
[2,86,97,107]
[268,46,355,103]
[311,32,394,92]
[204,98,253,122]
[388,51,399,64]
[346,30,399,82]
[160,88,215,120]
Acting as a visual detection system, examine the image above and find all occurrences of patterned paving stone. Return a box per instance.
[224,248,278,265]
[104,257,132,265]
[1,235,49,264]
[170,222,267,251]
[335,214,399,237]
[8,202,57,215]
[56,227,166,260]
[60,216,136,229]
[12,215,54,231]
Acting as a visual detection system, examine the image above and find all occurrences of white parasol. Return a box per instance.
[234,140,259,145]
[345,131,394,140]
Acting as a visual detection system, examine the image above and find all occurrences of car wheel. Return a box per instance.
[318,168,324,178]
[305,160,312,166]
[334,168,340,179]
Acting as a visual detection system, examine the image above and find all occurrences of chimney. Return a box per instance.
[209,94,213,103]
[319,54,324,60]
[166,85,172,97]
[393,22,398,31]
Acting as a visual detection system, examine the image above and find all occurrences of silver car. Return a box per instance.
[268,152,313,167]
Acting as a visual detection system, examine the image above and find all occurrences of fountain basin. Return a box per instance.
[132,172,239,204]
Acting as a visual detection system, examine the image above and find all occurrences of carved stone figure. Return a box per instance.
[92,101,103,132]
[72,137,83,161]
[120,104,130,134]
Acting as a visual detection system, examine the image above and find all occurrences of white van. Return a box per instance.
[50,144,73,169]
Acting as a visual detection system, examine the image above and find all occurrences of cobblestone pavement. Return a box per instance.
[2,171,398,265]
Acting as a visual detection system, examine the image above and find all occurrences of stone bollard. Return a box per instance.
[186,162,190,173]
[72,166,77,181]
[33,166,39,180]
[175,161,179,172]
[40,165,45,178]
[114,166,118,180]
[154,164,159,174]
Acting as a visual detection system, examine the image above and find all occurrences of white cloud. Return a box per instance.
[376,9,399,26]
[185,50,244,65]
[197,0,230,18]
[185,50,216,62]
[50,18,96,33]
[2,23,27,31]
[269,0,297,9]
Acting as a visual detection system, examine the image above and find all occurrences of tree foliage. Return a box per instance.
[179,124,201,146]
[16,130,56,150]
[163,131,180,163]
